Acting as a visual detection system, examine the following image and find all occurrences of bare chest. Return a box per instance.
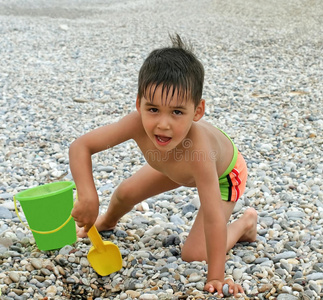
[140,144,197,187]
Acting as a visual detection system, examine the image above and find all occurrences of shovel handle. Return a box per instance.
[75,193,104,251]
[87,225,106,252]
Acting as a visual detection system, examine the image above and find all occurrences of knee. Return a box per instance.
[181,247,193,262]
[114,181,138,205]
[181,244,205,262]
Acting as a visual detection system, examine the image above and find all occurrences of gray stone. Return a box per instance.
[308,281,321,294]
[115,229,128,238]
[259,216,274,227]
[97,166,114,172]
[286,211,306,220]
[59,245,74,255]
[306,272,323,281]
[273,251,297,263]
[182,203,196,215]
[162,234,181,247]
[233,268,243,280]
[222,284,231,297]
[0,206,12,219]
[242,254,256,263]
[124,278,137,290]
[9,271,20,283]
[276,294,298,300]
[0,193,13,200]
[170,214,185,225]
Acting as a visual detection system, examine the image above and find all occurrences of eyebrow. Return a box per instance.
[144,102,187,110]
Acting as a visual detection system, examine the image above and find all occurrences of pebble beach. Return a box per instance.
[0,0,322,299]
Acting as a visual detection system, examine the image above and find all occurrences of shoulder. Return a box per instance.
[101,111,144,142]
[189,120,219,150]
[192,120,233,150]
[118,111,141,124]
[117,111,143,134]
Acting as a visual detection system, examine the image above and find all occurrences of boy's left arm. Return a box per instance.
[194,161,243,297]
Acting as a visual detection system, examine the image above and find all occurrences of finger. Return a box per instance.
[84,224,93,232]
[227,282,235,294]
[204,283,214,293]
[224,279,234,293]
[76,221,86,228]
[214,282,224,297]
[226,282,242,297]
[230,284,238,296]
[204,281,224,296]
[232,284,244,297]
[239,285,244,293]
[71,208,78,219]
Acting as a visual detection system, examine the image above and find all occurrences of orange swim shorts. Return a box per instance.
[219,152,248,202]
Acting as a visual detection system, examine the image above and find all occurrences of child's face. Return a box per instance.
[136,85,204,152]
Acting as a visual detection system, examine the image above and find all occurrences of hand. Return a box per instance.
[204,278,244,298]
[71,194,99,232]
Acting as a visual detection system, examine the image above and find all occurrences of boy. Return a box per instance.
[69,35,257,297]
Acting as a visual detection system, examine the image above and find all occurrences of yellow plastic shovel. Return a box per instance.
[87,225,122,276]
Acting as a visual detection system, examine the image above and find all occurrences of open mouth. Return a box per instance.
[155,135,172,146]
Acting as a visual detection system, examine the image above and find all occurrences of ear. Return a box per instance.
[193,99,205,122]
[136,95,141,113]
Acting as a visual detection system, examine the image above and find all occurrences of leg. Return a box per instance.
[77,164,180,237]
[181,201,257,262]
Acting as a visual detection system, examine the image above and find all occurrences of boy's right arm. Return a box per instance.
[69,112,142,231]
[69,138,99,230]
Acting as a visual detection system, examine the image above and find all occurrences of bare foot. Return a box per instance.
[238,207,258,242]
[76,214,117,238]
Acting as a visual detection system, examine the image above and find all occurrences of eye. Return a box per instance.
[173,110,183,115]
[149,108,158,113]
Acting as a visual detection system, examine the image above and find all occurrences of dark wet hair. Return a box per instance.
[137,34,204,108]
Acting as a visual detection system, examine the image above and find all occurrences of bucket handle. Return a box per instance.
[13,196,73,235]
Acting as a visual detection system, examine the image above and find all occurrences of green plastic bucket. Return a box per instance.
[14,181,76,251]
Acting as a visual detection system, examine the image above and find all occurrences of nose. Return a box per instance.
[157,115,170,130]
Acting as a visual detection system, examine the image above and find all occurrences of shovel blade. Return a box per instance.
[87,241,122,276]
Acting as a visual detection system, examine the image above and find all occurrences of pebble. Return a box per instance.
[306,272,323,281]
[9,271,20,283]
[222,284,230,297]
[276,295,299,300]
[139,294,158,300]
[46,285,57,296]
[30,258,43,270]
[258,283,273,293]
[188,273,202,282]
[0,207,12,219]
[126,290,141,298]
[242,254,256,264]
[59,245,74,255]
[0,0,322,299]
[80,256,90,267]
[273,251,297,263]
[232,268,243,280]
